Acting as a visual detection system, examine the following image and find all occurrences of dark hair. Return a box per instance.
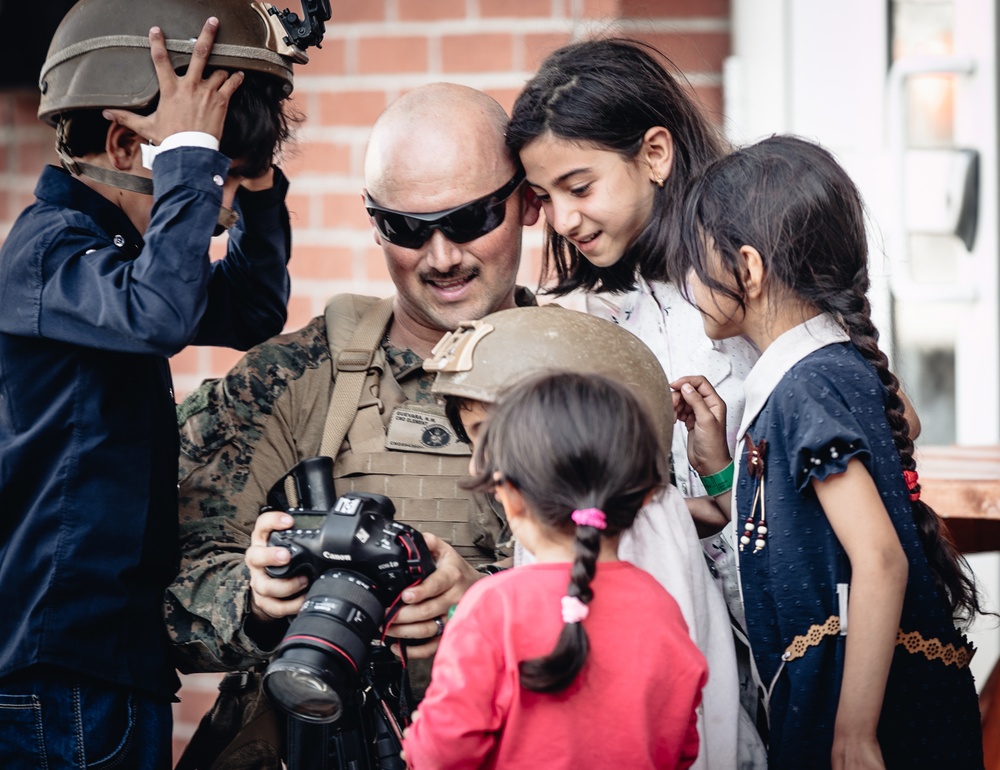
[443,396,473,444]
[674,134,982,621]
[220,71,300,178]
[506,37,726,295]
[467,372,663,691]
[61,71,299,176]
[60,109,135,158]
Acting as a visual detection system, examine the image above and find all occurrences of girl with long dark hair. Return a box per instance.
[507,40,767,768]
[507,37,758,508]
[673,134,984,769]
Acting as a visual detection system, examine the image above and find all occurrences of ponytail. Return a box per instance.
[519,512,602,692]
[462,373,663,690]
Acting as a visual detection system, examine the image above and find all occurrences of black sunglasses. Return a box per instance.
[364,168,525,249]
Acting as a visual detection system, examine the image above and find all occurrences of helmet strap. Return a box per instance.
[55,116,238,233]
[55,116,154,195]
[66,159,155,196]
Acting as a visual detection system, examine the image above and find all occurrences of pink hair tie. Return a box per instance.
[561,595,590,624]
[571,507,607,530]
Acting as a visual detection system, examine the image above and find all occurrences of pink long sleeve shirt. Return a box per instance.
[403,561,707,770]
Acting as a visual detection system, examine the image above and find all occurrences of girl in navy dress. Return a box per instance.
[670,135,985,770]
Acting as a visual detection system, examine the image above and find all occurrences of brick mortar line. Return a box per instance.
[286,230,384,246]
[282,180,368,194]
[176,673,225,691]
[294,73,547,90]
[615,17,730,33]
[0,127,56,141]
[169,721,197,741]
[293,70,723,91]
[0,175,48,187]
[318,18,728,36]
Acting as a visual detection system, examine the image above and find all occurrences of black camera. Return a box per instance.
[261,456,436,725]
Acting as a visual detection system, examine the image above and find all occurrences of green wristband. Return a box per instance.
[700,460,734,496]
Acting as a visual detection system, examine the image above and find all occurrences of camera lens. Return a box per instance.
[263,648,346,722]
[263,570,385,724]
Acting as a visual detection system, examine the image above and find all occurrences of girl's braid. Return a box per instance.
[830,271,981,621]
[518,522,601,692]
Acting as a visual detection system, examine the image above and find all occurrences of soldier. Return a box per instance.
[426,305,745,770]
[0,1,302,767]
[165,83,539,766]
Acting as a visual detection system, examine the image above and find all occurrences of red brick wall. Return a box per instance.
[168,0,732,400]
[0,1,729,764]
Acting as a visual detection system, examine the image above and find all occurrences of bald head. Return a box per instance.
[364,83,516,211]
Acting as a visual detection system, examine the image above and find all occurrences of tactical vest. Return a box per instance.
[321,294,509,567]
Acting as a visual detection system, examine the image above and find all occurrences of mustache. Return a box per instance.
[420,266,480,283]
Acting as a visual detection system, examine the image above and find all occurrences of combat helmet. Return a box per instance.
[39,0,325,191]
[38,0,317,123]
[426,305,674,453]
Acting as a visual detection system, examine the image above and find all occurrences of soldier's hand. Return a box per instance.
[103,17,243,144]
[245,510,309,623]
[385,533,480,659]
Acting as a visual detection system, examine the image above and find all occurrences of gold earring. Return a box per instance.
[655,177,665,188]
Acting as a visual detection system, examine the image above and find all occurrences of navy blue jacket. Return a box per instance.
[0,148,291,697]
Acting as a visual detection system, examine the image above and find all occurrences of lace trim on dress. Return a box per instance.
[780,615,976,669]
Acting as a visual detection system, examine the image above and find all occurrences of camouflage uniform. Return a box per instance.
[166,291,532,674]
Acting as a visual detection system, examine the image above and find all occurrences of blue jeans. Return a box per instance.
[0,666,172,769]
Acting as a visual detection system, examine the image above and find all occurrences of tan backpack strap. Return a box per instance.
[319,296,395,458]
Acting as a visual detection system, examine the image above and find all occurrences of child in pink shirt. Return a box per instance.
[402,372,708,770]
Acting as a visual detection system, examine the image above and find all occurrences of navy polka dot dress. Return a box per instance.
[738,343,983,769]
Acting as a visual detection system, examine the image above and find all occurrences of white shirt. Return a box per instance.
[581,278,759,496]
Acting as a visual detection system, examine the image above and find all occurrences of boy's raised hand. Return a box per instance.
[102,17,244,144]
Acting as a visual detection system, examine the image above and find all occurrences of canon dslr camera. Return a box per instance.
[260,456,435,725]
